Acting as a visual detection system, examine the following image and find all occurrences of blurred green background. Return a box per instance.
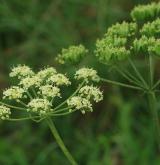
[0,0,160,164]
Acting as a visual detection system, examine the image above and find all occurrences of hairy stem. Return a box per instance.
[46,117,78,165]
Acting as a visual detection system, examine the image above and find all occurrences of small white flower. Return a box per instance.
[19,76,41,89]
[9,65,34,79]
[39,85,60,98]
[27,98,52,116]
[67,96,93,114]
[75,68,100,82]
[79,85,103,102]
[0,105,11,120]
[3,86,25,100]
[47,74,71,86]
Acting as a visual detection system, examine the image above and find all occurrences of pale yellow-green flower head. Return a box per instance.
[39,85,61,98]
[67,96,92,114]
[3,86,25,100]
[0,105,11,120]
[10,65,34,79]
[79,85,103,102]
[27,98,52,116]
[47,74,71,86]
[75,68,100,83]
[0,65,103,120]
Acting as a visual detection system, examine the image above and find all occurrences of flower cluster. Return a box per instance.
[95,2,160,64]
[19,76,41,89]
[56,44,88,64]
[0,105,11,120]
[140,18,160,37]
[75,68,100,83]
[37,67,57,80]
[27,98,52,116]
[133,36,160,56]
[67,85,103,114]
[9,65,34,79]
[39,85,60,98]
[67,96,92,114]
[67,71,103,114]
[79,85,103,102]
[0,65,103,120]
[3,86,25,100]
[47,74,71,86]
[95,22,136,63]
[131,2,160,22]
[106,22,137,38]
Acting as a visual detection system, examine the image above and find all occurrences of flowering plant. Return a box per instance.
[0,65,103,165]
[57,2,160,151]
[1,2,160,164]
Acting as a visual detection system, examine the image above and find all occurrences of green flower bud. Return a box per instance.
[56,44,88,64]
[141,18,160,37]
[133,36,156,53]
[131,2,160,22]
[95,36,130,64]
[106,22,137,38]
[148,40,160,56]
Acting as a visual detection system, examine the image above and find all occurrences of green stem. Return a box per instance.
[0,101,26,110]
[53,107,72,114]
[6,116,40,121]
[116,65,144,88]
[100,78,143,91]
[53,81,85,111]
[147,92,160,149]
[128,58,148,89]
[26,91,33,99]
[152,79,160,90]
[46,117,78,165]
[149,55,154,87]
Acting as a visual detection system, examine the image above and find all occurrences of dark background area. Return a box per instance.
[0,0,160,165]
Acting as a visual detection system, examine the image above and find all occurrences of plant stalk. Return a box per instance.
[147,92,160,150]
[46,117,78,165]
[100,78,142,90]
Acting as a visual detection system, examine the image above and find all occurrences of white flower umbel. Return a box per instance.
[0,64,103,164]
[79,85,103,102]
[47,74,71,86]
[3,86,25,100]
[67,96,93,114]
[1,65,102,118]
[19,76,41,89]
[9,65,34,79]
[39,85,60,98]
[75,68,100,83]
[27,98,52,116]
[0,105,11,120]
